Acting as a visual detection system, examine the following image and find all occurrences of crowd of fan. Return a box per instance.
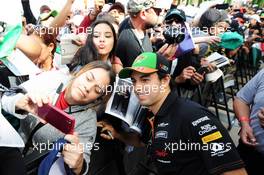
[0,0,264,175]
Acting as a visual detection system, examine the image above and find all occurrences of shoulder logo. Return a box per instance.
[198,124,217,135]
[191,116,210,126]
[210,143,232,157]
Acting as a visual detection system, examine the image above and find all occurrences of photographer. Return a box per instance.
[157,8,213,90]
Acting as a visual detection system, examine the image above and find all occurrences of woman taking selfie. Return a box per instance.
[1,61,115,174]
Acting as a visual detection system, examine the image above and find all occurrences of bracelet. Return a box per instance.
[238,116,250,122]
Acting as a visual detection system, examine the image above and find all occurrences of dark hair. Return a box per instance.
[69,20,117,71]
[40,5,51,14]
[29,26,57,55]
[157,72,176,90]
[96,13,119,26]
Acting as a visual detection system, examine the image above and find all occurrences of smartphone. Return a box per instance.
[37,104,75,134]
[197,66,209,74]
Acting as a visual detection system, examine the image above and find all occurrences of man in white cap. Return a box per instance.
[116,0,177,67]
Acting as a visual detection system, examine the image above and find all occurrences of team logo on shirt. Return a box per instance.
[210,143,232,157]
[201,131,222,144]
[191,116,210,126]
[157,122,169,128]
[155,131,168,139]
[198,124,217,136]
[155,149,169,157]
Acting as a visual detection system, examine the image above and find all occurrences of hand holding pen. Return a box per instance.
[97,120,116,140]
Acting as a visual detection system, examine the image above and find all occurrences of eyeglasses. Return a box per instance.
[165,18,181,24]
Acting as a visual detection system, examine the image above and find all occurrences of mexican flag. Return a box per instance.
[0,0,23,60]
[0,23,22,60]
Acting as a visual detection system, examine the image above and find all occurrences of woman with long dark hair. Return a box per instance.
[70,20,122,73]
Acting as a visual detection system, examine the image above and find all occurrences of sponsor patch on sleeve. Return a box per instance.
[201,131,222,144]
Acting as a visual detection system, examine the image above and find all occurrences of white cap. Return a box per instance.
[69,15,84,27]
[155,0,172,10]
[101,4,111,12]
[250,14,261,23]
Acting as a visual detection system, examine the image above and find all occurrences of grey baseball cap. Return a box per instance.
[127,0,156,13]
[199,9,229,28]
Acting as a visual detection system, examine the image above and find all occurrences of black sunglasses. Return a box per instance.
[149,7,162,16]
[165,18,181,24]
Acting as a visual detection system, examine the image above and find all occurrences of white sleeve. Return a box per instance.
[1,93,27,119]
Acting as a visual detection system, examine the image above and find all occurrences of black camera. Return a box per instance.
[163,26,185,45]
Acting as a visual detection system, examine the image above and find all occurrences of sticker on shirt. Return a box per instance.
[198,124,217,136]
[201,131,222,144]
[210,143,232,157]
[155,131,168,139]
[191,116,210,127]
[157,122,169,128]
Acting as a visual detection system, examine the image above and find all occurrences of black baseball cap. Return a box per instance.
[165,8,186,22]
[199,9,228,28]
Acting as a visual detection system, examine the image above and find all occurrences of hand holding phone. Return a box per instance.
[38,104,75,134]
[197,66,209,75]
